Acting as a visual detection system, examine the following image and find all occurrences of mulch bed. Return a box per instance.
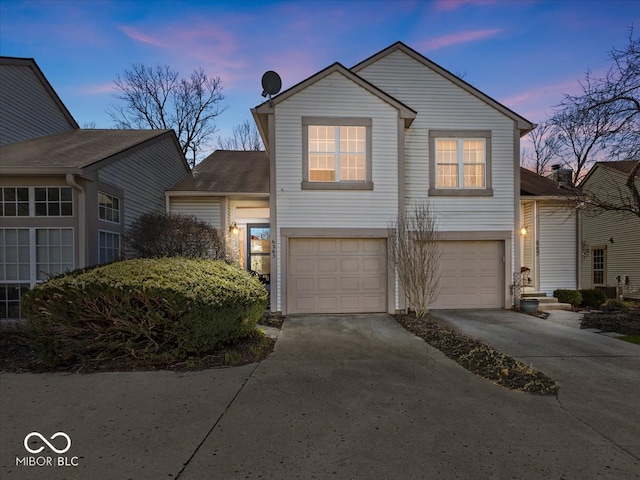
[0,327,275,374]
[581,307,640,335]
[394,314,558,395]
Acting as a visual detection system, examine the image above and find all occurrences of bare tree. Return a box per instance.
[550,29,639,182]
[521,121,562,175]
[108,64,226,167]
[549,30,640,217]
[388,202,441,318]
[217,119,263,151]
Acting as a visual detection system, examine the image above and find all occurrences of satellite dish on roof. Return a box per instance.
[261,71,282,100]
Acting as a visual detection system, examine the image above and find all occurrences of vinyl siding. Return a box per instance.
[98,136,189,231]
[0,64,76,145]
[356,50,517,233]
[169,197,222,227]
[273,71,400,311]
[580,167,640,290]
[538,203,577,295]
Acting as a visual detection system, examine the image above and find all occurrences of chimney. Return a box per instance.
[547,164,573,187]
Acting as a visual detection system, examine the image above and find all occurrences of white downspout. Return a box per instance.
[66,174,86,268]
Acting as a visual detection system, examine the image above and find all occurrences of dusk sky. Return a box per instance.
[1,0,638,149]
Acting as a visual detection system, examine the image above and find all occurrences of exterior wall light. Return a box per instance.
[230,222,239,235]
[520,226,528,236]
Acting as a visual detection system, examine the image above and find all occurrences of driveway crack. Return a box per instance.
[554,391,640,462]
[174,363,261,479]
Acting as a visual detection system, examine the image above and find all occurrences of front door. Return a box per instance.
[248,224,270,283]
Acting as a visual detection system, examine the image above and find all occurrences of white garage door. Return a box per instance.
[430,240,503,309]
[288,238,387,314]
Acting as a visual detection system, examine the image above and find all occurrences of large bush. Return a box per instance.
[22,258,268,366]
[579,289,607,309]
[127,212,228,260]
[553,289,582,307]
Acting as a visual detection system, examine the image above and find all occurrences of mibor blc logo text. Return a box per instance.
[16,432,79,467]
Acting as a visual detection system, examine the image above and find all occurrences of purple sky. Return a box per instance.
[1,0,638,148]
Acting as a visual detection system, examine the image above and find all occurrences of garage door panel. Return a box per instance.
[340,258,359,273]
[318,259,337,273]
[430,240,503,310]
[288,238,387,314]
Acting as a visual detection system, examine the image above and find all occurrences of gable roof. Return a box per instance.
[579,160,640,187]
[252,62,417,149]
[520,167,568,196]
[351,42,535,135]
[168,150,269,195]
[0,129,179,174]
[0,56,79,130]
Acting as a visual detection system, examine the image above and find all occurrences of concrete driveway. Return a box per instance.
[1,313,639,479]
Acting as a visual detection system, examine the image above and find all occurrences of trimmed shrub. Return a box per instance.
[127,212,228,260]
[602,299,629,313]
[579,289,607,309]
[21,258,268,366]
[553,289,583,307]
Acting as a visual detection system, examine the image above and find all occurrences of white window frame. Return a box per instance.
[99,230,121,265]
[428,130,493,196]
[98,192,121,224]
[0,187,73,217]
[592,246,606,287]
[302,117,373,190]
[0,227,75,319]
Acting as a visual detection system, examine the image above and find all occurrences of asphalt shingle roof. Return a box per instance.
[169,150,269,194]
[520,167,566,196]
[0,129,170,169]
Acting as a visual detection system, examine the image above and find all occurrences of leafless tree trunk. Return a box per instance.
[549,29,639,182]
[217,119,263,150]
[388,202,441,318]
[521,121,562,175]
[108,64,226,167]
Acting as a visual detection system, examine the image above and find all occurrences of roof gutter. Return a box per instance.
[66,173,87,269]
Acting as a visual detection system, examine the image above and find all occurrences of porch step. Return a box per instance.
[522,292,547,298]
[521,295,573,311]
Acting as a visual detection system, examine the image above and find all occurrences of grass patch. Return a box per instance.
[619,334,640,345]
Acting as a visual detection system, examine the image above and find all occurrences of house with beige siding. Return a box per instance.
[519,167,579,299]
[578,161,640,298]
[244,42,535,314]
[0,57,190,320]
[166,150,270,275]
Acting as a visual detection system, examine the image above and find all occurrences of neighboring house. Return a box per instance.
[578,161,640,297]
[0,56,78,145]
[247,42,535,314]
[519,167,579,296]
[166,150,270,275]
[0,57,190,320]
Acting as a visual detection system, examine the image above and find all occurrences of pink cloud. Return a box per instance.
[420,29,503,51]
[431,0,497,12]
[119,25,166,48]
[78,83,116,95]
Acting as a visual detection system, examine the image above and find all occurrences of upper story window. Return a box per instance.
[302,117,373,190]
[429,130,493,196]
[35,187,73,216]
[0,187,73,216]
[99,192,121,223]
[0,188,29,216]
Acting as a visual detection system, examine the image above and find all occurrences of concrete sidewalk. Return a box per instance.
[1,313,639,479]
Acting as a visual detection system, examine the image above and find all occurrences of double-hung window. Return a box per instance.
[429,130,492,196]
[99,192,120,223]
[302,117,372,190]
